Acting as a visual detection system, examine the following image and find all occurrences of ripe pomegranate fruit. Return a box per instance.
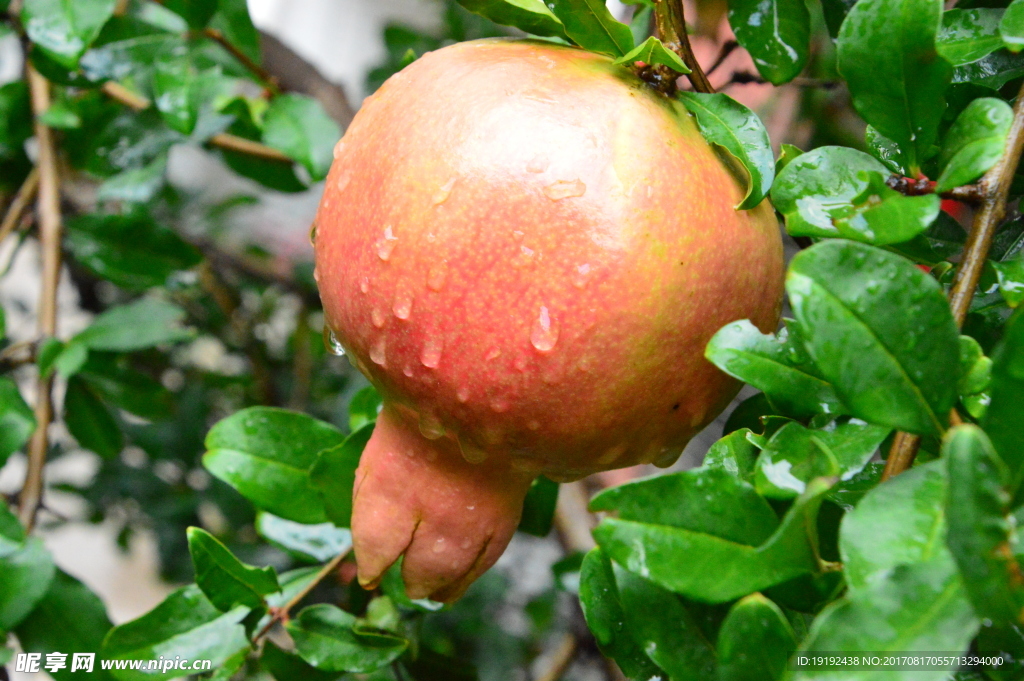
[314,39,784,601]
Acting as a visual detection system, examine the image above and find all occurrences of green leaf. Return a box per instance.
[204,407,344,523]
[706,319,845,418]
[101,585,250,681]
[677,92,774,210]
[73,298,193,352]
[0,535,55,632]
[839,460,948,592]
[939,8,1005,66]
[348,385,382,431]
[262,639,342,681]
[256,513,352,563]
[188,527,279,611]
[454,0,566,38]
[629,6,652,46]
[308,423,374,528]
[959,335,993,398]
[64,375,123,459]
[866,125,908,174]
[1002,0,1024,52]
[378,559,445,613]
[754,420,890,500]
[953,48,1024,88]
[0,376,35,467]
[77,353,174,421]
[208,0,260,64]
[262,94,340,182]
[96,154,169,204]
[151,51,231,136]
[820,0,856,38]
[590,466,779,546]
[985,308,1024,488]
[936,97,1013,192]
[944,425,1024,625]
[994,255,1024,307]
[14,570,115,681]
[717,593,797,681]
[162,0,218,30]
[702,428,760,482]
[786,240,960,436]
[836,0,952,171]
[727,0,810,84]
[612,36,689,72]
[887,210,968,265]
[775,143,803,174]
[593,478,831,603]
[39,100,82,129]
[22,0,116,68]
[518,476,559,536]
[0,81,32,159]
[612,563,716,679]
[545,0,633,56]
[287,604,408,673]
[578,548,665,680]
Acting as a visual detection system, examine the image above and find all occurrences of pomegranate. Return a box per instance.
[314,39,784,601]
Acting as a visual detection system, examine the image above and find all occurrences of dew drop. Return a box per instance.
[427,260,449,291]
[527,155,550,173]
[371,308,387,328]
[420,336,443,368]
[419,413,445,440]
[312,267,320,283]
[369,338,387,366]
[322,327,346,356]
[513,245,536,267]
[376,225,398,261]
[486,347,502,361]
[432,538,446,553]
[459,439,489,463]
[572,263,592,288]
[403,365,414,377]
[466,505,476,511]
[432,177,457,205]
[530,305,559,352]
[543,179,587,200]
[333,139,346,159]
[393,294,413,320]
[360,277,370,294]
[308,220,318,246]
[456,386,470,403]
[461,538,472,549]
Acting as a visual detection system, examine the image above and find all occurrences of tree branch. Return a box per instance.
[203,28,280,94]
[886,175,983,204]
[651,0,713,94]
[0,166,39,246]
[259,31,355,129]
[882,80,1024,481]
[19,64,62,532]
[535,633,578,681]
[252,548,350,643]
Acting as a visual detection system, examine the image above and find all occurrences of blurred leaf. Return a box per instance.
[546,0,632,56]
[348,385,383,431]
[77,353,174,421]
[262,639,342,681]
[837,0,952,171]
[994,254,1024,307]
[786,240,960,436]
[985,308,1024,487]
[96,153,169,204]
[65,376,123,459]
[977,622,1024,681]
[152,50,231,136]
[208,0,260,64]
[73,298,193,351]
[65,211,201,290]
[517,476,558,536]
[839,460,948,592]
[952,48,1024,88]
[0,81,31,159]
[14,570,115,681]
[677,92,774,209]
[0,530,55,632]
[727,0,810,84]
[262,94,340,181]
[754,420,890,500]
[578,549,665,680]
[309,423,374,528]
[102,585,250,681]
[612,36,689,72]
[703,428,759,481]
[256,513,352,563]
[820,0,856,37]
[593,478,831,603]
[379,559,445,612]
[217,98,306,192]
[629,5,652,45]
[163,0,218,29]
[455,0,565,38]
[0,377,35,467]
[204,407,345,523]
[723,393,775,436]
[936,97,1013,192]
[22,0,116,68]
[706,319,845,418]
[959,335,993,398]
[1001,0,1024,51]
[939,8,1004,65]
[717,593,797,681]
[188,527,279,611]
[887,210,968,265]
[287,604,408,673]
[39,99,81,129]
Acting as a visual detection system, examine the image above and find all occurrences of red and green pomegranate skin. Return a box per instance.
[314,38,784,601]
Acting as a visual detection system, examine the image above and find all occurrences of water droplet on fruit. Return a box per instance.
[371,308,387,328]
[456,386,470,403]
[572,263,592,288]
[336,171,351,193]
[323,327,346,356]
[544,179,586,200]
[419,413,445,440]
[576,355,592,372]
[490,396,510,412]
[458,436,489,463]
[467,505,476,511]
[512,245,535,267]
[427,261,449,290]
[333,139,346,159]
[393,294,413,320]
[420,336,443,368]
[527,154,550,173]
[403,365,414,377]
[376,225,398,261]
[312,267,320,282]
[486,347,501,361]
[512,230,525,241]
[461,538,472,549]
[432,538,446,553]
[308,220,318,246]
[370,337,387,366]
[432,177,457,205]
[530,305,559,352]
[360,277,370,294]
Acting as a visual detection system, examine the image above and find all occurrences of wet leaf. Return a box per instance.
[985,308,1024,488]
[455,0,566,38]
[702,428,760,482]
[22,0,116,68]
[717,593,797,681]
[256,514,352,563]
[287,604,407,673]
[728,0,810,84]
[939,8,1004,66]
[935,97,1012,192]
[262,94,341,181]
[188,527,279,611]
[1001,0,1024,52]
[309,423,374,528]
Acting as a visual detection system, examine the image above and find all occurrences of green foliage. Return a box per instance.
[613,36,690,72]
[727,0,810,84]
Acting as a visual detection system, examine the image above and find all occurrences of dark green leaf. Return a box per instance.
[629,6,652,46]
[1001,0,1024,51]
[936,97,1012,192]
[545,0,633,56]
[706,319,845,418]
[702,428,760,481]
[775,143,803,174]
[677,92,774,209]
[255,513,352,563]
[837,0,952,171]
[348,385,382,431]
[723,393,775,436]
[308,423,374,528]
[820,0,856,38]
[518,476,559,536]
[22,0,116,68]
[887,210,968,265]
[0,81,32,159]
[73,298,193,352]
[188,527,279,611]
[612,36,689,72]
[939,8,1004,65]
[454,0,566,38]
[958,335,993,398]
[717,593,797,681]
[65,376,123,459]
[261,94,340,182]
[727,0,810,84]
[287,604,407,673]
[985,308,1024,487]
[77,353,174,421]
[262,639,342,681]
[162,0,218,30]
[0,377,35,467]
[379,559,445,612]
[96,154,169,204]
[0,535,55,632]
[952,48,1024,88]
[208,0,260,64]
[102,585,249,681]
[994,253,1024,307]
[217,98,306,192]
[786,240,960,435]
[865,125,908,174]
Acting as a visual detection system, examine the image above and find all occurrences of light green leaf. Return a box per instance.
[73,298,193,352]
[936,97,1012,192]
[717,593,797,681]
[612,36,689,72]
[188,527,279,611]
[546,0,633,56]
[1001,0,1024,53]
[262,94,341,181]
[22,0,116,68]
[939,8,1004,66]
[256,513,352,563]
[455,0,566,38]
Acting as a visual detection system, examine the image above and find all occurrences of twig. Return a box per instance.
[0,166,39,246]
[886,175,984,205]
[725,71,841,90]
[882,80,1024,481]
[252,549,350,643]
[19,64,62,532]
[534,633,578,681]
[651,0,713,94]
[202,28,281,94]
[553,481,596,554]
[705,40,739,78]
[189,236,319,305]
